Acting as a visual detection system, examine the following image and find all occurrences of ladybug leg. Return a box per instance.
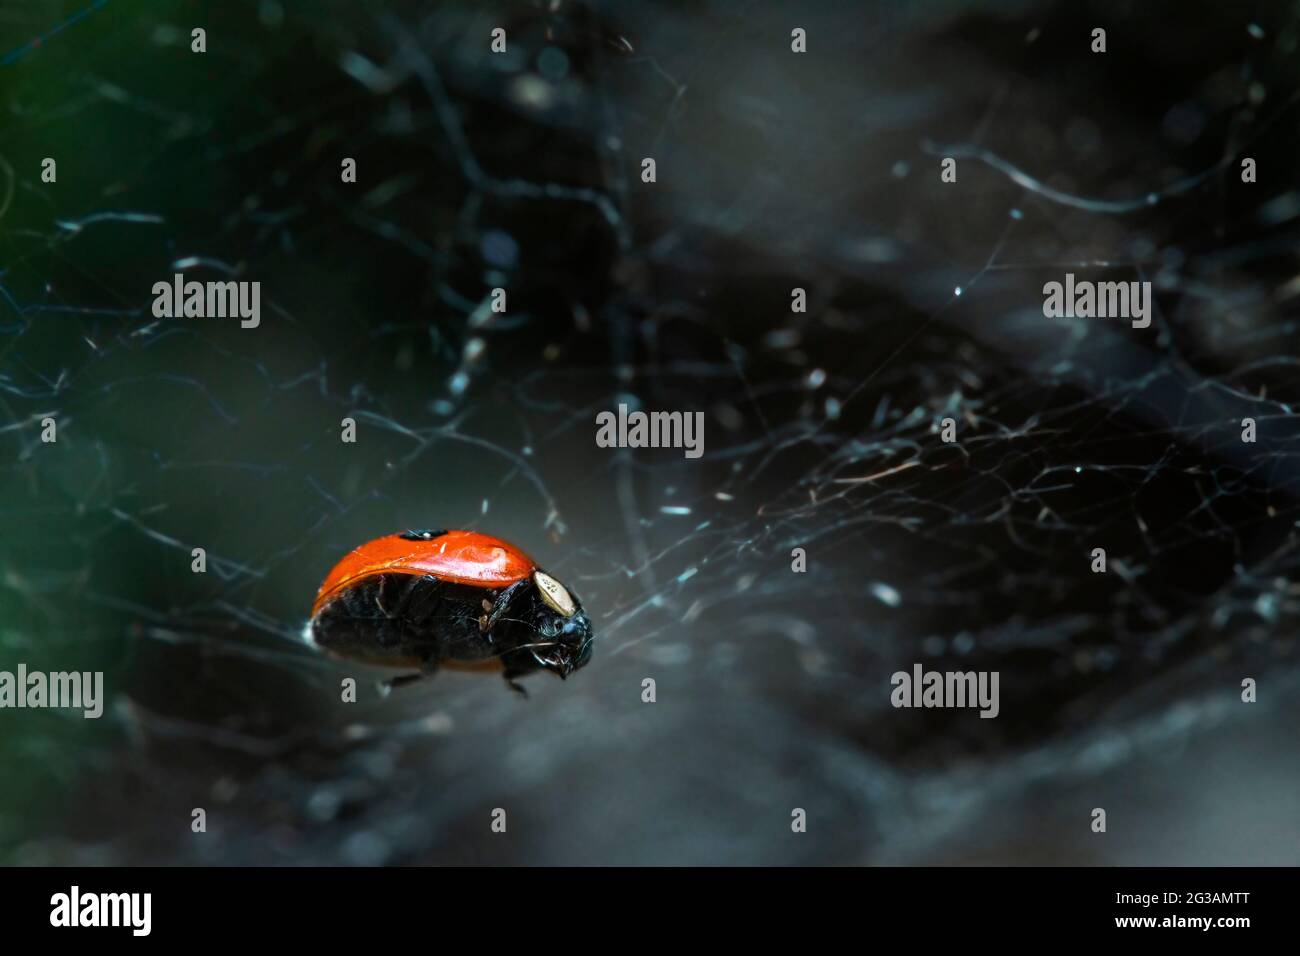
[501,653,534,698]
[381,671,426,692]
[402,575,445,628]
[377,573,428,620]
[380,658,440,693]
[480,579,529,642]
[376,574,404,618]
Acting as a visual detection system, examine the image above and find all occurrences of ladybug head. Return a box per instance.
[506,571,594,679]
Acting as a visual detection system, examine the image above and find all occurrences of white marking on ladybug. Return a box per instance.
[533,570,576,617]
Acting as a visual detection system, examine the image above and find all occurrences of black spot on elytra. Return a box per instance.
[399,529,448,541]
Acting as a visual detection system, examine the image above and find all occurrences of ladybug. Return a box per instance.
[309,529,593,695]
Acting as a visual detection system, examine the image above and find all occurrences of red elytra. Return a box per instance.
[311,530,538,616]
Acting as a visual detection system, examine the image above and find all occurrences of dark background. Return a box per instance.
[0,0,1296,864]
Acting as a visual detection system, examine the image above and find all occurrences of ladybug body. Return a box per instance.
[309,530,593,694]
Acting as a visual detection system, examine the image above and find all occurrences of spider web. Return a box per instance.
[1,0,1297,865]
